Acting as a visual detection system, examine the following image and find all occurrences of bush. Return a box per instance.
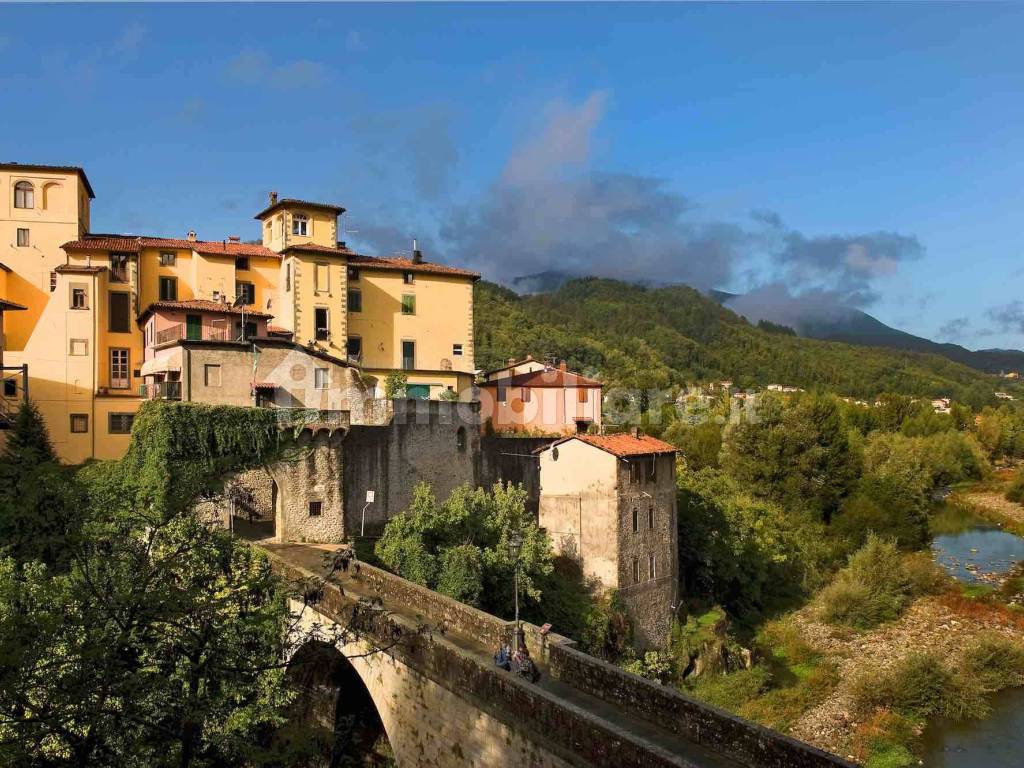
[688,665,773,711]
[1006,469,1024,503]
[850,652,954,719]
[816,536,944,629]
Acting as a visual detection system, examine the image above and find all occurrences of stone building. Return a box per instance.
[536,432,679,648]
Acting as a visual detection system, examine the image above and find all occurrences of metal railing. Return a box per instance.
[140,380,182,401]
[154,324,228,345]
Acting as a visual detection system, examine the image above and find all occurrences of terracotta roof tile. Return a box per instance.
[540,433,677,458]
[55,264,106,275]
[139,299,274,320]
[347,253,479,278]
[267,324,293,336]
[62,235,279,259]
[254,198,346,220]
[486,368,601,389]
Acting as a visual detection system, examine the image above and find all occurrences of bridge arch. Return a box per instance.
[284,639,393,766]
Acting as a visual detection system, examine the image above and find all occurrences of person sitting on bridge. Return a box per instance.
[494,643,511,671]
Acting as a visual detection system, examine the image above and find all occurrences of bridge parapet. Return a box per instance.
[264,544,854,768]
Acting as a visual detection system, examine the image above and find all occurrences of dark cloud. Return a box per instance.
[937,316,971,341]
[987,301,1024,335]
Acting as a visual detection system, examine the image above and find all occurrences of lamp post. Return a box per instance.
[508,531,524,653]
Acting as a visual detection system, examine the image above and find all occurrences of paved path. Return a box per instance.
[262,541,744,768]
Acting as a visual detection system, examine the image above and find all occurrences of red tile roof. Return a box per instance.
[253,381,278,390]
[348,253,480,279]
[267,324,293,336]
[541,433,677,458]
[138,299,274,320]
[486,367,601,389]
[280,243,357,257]
[1,162,96,198]
[254,198,346,220]
[62,235,280,259]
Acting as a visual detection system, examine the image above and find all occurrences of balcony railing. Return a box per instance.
[402,357,415,371]
[155,324,228,345]
[140,380,182,401]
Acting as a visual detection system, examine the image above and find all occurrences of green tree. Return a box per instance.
[375,482,553,617]
[664,420,723,471]
[383,371,408,399]
[0,400,82,567]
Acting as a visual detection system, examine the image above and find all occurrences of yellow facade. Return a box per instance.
[2,166,478,463]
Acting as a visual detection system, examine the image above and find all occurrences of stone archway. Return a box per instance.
[283,640,394,767]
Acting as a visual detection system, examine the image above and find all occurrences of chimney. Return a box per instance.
[186,230,197,242]
[631,426,640,438]
[507,358,515,367]
[228,235,241,243]
[269,191,278,205]
[559,360,567,372]
[412,238,423,264]
[526,354,533,361]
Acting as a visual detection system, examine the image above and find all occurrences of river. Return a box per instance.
[922,504,1024,767]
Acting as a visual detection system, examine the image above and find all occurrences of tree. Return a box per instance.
[0,400,82,567]
[383,372,408,399]
[375,482,552,617]
[720,393,857,521]
[664,420,722,471]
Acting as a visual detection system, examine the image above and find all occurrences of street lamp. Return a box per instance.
[508,531,524,653]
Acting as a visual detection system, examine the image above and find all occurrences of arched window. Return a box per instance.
[14,181,34,209]
[292,213,308,236]
[456,426,467,452]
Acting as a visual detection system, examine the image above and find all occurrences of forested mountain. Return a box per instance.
[473,278,1019,408]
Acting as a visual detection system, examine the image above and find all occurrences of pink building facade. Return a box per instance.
[478,361,602,436]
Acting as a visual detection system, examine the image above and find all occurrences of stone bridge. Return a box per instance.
[263,542,856,768]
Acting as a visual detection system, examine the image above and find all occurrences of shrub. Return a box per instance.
[816,536,944,630]
[688,665,773,711]
[850,652,954,719]
[1006,469,1024,503]
[958,632,1024,693]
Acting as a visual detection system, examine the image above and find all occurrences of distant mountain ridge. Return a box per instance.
[511,272,1024,376]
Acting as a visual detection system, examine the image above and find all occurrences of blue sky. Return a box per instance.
[2,2,1022,350]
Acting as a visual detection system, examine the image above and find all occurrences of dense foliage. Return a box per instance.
[0,401,300,768]
[474,278,1018,407]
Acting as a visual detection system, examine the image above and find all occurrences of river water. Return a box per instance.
[921,505,1024,766]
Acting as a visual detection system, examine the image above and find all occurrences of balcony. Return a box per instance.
[140,380,182,401]
[155,324,228,345]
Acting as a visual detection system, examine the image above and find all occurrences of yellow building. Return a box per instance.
[1,165,479,463]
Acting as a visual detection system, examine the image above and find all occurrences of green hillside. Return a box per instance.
[473,278,1017,408]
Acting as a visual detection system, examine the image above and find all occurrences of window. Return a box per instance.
[452,343,463,357]
[109,292,130,333]
[315,263,329,292]
[14,181,33,209]
[632,507,639,533]
[108,413,135,435]
[522,387,531,403]
[314,367,329,389]
[69,338,88,356]
[50,271,57,292]
[285,262,291,292]
[632,558,641,584]
[648,506,655,530]
[403,271,415,285]
[236,281,255,305]
[401,294,416,315]
[3,379,15,397]
[70,285,88,310]
[629,461,641,484]
[109,253,129,283]
[204,364,222,387]
[401,340,415,371]
[308,500,322,517]
[648,553,656,580]
[292,214,308,236]
[110,349,130,389]
[347,288,362,312]
[234,321,257,340]
[159,276,178,301]
[347,266,360,282]
[70,414,89,434]
[235,256,250,271]
[159,251,176,266]
[346,336,362,362]
[496,382,508,404]
[16,228,29,247]
[578,387,588,404]
[314,307,329,340]
[456,426,467,452]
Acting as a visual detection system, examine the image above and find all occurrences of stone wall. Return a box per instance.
[343,399,481,537]
[479,435,551,517]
